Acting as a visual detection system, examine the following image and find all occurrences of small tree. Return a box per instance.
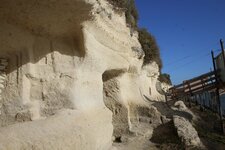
[158,73,172,85]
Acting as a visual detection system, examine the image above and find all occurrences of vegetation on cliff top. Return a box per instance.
[158,73,172,85]
[107,0,166,74]
[107,0,138,28]
[138,28,162,69]
[107,0,162,68]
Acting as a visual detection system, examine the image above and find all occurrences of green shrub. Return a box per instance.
[107,1,163,70]
[106,0,127,8]
[138,28,162,69]
[158,73,172,85]
[107,0,138,28]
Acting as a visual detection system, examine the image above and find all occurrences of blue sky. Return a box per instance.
[135,0,225,85]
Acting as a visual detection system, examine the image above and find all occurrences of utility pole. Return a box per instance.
[220,39,225,68]
[211,50,224,134]
[220,39,225,134]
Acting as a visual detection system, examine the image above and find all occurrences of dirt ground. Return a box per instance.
[112,101,225,150]
[190,105,225,150]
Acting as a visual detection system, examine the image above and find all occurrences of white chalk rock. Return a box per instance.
[173,115,204,148]
[0,84,4,89]
[0,0,167,149]
[174,101,187,111]
[0,79,4,83]
[0,75,5,80]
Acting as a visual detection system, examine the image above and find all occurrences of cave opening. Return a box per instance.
[102,69,130,142]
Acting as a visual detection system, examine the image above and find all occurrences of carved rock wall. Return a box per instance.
[0,0,165,149]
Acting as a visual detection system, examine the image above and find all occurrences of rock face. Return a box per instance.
[173,101,187,111]
[172,101,203,148]
[0,0,166,149]
[0,58,8,115]
[103,70,130,138]
[173,115,203,148]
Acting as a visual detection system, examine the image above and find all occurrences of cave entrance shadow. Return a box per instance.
[150,121,184,150]
[102,69,130,141]
[0,0,92,74]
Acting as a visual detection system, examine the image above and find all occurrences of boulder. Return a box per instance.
[173,115,203,148]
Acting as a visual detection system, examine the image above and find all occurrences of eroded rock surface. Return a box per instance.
[173,115,203,148]
[0,0,167,149]
[170,101,203,148]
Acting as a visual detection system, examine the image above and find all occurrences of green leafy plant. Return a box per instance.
[107,1,164,71]
[138,28,162,69]
[158,73,172,85]
[107,0,138,28]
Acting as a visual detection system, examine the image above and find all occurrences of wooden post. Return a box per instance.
[220,39,225,68]
[209,92,212,110]
[195,94,198,105]
[206,91,210,109]
[203,93,206,109]
[186,81,192,108]
[220,39,225,134]
[211,50,224,134]
[165,93,168,106]
[199,93,203,111]
[197,94,200,105]
[201,78,206,108]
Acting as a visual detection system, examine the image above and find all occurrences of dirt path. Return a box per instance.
[112,122,159,150]
[111,99,190,150]
[190,105,225,150]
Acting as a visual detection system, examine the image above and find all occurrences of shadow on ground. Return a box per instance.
[150,121,184,150]
[143,95,193,121]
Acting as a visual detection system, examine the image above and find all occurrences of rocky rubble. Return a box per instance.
[173,115,203,148]
[172,101,204,149]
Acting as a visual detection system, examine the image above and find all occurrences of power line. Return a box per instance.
[165,52,211,72]
[164,42,220,66]
[165,55,192,66]
[164,48,221,67]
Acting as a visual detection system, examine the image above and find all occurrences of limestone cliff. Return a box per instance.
[0,0,167,149]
